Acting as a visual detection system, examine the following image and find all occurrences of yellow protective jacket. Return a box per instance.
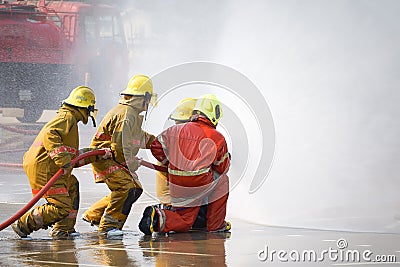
[23,105,96,193]
[91,97,155,183]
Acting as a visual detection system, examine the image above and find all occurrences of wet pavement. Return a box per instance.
[0,118,399,266]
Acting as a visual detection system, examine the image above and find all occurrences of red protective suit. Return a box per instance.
[150,116,230,232]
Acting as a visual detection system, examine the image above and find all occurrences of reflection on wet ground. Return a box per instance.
[0,229,230,267]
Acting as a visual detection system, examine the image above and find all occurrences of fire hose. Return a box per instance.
[0,163,23,169]
[0,125,39,135]
[0,149,167,231]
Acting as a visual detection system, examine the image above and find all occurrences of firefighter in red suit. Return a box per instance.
[139,94,231,234]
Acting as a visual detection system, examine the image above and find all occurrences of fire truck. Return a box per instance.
[0,0,129,122]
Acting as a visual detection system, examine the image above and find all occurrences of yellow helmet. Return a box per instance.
[169,98,197,122]
[193,94,223,126]
[63,86,96,109]
[121,74,157,106]
[121,74,153,95]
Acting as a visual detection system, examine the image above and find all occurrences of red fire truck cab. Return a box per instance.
[0,0,129,122]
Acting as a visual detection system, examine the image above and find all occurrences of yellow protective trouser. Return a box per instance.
[84,169,142,232]
[18,175,79,234]
[83,194,109,225]
[155,171,170,205]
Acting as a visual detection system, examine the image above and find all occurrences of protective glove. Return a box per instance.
[135,156,143,165]
[100,148,113,160]
[61,162,73,176]
[125,157,141,172]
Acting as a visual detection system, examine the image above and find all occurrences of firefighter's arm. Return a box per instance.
[74,147,113,167]
[43,116,73,168]
[121,118,141,171]
[144,131,156,149]
[150,134,169,166]
[212,140,231,175]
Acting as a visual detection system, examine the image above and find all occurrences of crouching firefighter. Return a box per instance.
[154,97,208,229]
[82,74,157,237]
[139,94,231,235]
[155,97,197,205]
[12,86,112,239]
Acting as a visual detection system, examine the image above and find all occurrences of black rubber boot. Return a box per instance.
[138,206,159,235]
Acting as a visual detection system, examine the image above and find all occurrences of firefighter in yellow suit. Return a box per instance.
[82,74,157,237]
[12,86,111,239]
[156,98,197,205]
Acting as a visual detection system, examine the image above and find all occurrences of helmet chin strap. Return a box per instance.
[143,94,151,120]
[87,105,96,127]
[144,102,150,121]
[90,115,96,127]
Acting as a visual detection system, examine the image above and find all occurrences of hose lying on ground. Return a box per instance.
[0,124,39,135]
[0,150,168,232]
[0,163,23,168]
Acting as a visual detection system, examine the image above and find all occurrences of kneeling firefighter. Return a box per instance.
[139,94,231,235]
[155,97,208,229]
[12,86,111,239]
[155,97,197,205]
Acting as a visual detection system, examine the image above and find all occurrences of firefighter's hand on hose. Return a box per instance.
[126,157,141,171]
[61,162,73,176]
[135,156,143,165]
[100,148,113,159]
